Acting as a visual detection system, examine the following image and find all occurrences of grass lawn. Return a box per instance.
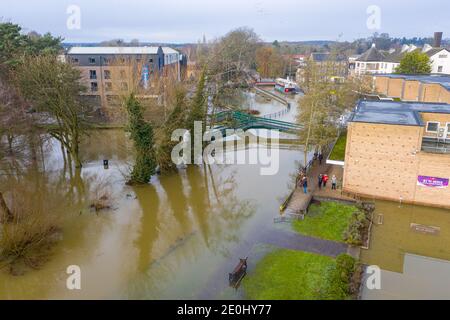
[292,202,356,242]
[242,249,336,300]
[328,133,347,161]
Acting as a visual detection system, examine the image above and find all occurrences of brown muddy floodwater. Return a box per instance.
[0,89,303,299]
[0,127,305,299]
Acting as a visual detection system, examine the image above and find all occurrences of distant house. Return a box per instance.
[353,32,450,76]
[296,52,348,84]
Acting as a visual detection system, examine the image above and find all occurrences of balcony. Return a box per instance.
[421,137,450,154]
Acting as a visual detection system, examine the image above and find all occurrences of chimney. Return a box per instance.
[434,32,443,47]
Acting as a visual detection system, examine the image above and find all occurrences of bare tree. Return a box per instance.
[14,54,88,168]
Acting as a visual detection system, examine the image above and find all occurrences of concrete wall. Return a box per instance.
[343,122,450,208]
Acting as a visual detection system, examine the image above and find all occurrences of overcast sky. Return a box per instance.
[1,0,449,43]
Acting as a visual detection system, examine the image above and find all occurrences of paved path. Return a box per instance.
[285,159,331,213]
[263,229,347,258]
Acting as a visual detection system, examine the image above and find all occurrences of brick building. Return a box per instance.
[373,74,450,104]
[343,100,450,208]
[66,46,181,98]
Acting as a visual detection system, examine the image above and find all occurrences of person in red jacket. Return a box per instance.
[322,174,329,188]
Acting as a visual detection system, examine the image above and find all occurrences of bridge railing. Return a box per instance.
[213,110,302,132]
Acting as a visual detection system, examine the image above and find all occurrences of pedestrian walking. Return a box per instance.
[302,177,308,194]
[318,174,323,189]
[318,153,324,165]
[322,174,329,188]
[331,175,337,190]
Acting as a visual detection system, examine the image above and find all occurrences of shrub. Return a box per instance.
[343,210,370,246]
[319,254,356,300]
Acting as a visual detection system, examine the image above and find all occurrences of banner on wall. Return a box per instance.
[417,175,449,188]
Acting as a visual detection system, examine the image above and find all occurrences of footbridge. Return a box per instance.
[211,111,302,136]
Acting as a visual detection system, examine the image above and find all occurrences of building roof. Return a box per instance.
[350,100,450,126]
[161,47,180,54]
[310,52,346,62]
[374,74,450,91]
[369,48,448,63]
[67,46,161,55]
[356,45,386,62]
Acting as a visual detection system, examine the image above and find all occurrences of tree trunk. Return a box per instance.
[0,191,13,223]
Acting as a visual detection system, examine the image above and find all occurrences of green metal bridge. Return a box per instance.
[211,111,302,135]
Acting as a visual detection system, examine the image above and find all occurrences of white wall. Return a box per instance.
[430,49,450,74]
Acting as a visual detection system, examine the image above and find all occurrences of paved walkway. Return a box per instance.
[263,229,348,258]
[285,158,331,213]
[285,159,357,213]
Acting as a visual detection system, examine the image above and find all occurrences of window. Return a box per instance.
[120,70,126,79]
[105,82,112,91]
[89,70,97,80]
[90,82,98,92]
[439,54,448,59]
[103,57,110,64]
[104,70,111,79]
[71,58,79,64]
[426,121,439,132]
[88,57,96,64]
[121,82,128,91]
[149,58,153,63]
[438,66,443,73]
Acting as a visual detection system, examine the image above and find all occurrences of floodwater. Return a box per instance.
[0,92,304,300]
[360,200,450,299]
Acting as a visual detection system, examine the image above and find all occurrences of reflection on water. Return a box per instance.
[361,200,450,273]
[0,129,303,299]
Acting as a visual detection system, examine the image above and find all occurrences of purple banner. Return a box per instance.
[417,175,449,188]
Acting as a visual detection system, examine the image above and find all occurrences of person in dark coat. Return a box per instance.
[318,153,324,165]
[318,174,323,189]
[302,177,308,194]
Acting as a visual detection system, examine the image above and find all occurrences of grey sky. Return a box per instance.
[1,0,449,43]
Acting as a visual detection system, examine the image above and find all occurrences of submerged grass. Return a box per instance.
[242,249,357,300]
[292,202,356,242]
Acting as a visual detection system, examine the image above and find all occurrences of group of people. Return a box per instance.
[313,152,324,165]
[318,173,337,190]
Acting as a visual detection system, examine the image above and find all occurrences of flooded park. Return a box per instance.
[1,90,449,300]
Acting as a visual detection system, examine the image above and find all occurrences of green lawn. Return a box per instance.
[292,202,356,242]
[328,133,347,161]
[242,249,336,300]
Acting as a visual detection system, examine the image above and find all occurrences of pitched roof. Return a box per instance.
[425,48,448,57]
[310,52,346,62]
[380,47,449,63]
[356,46,386,62]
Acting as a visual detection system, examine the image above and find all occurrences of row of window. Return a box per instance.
[72,57,154,65]
[90,82,128,92]
[89,68,154,80]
